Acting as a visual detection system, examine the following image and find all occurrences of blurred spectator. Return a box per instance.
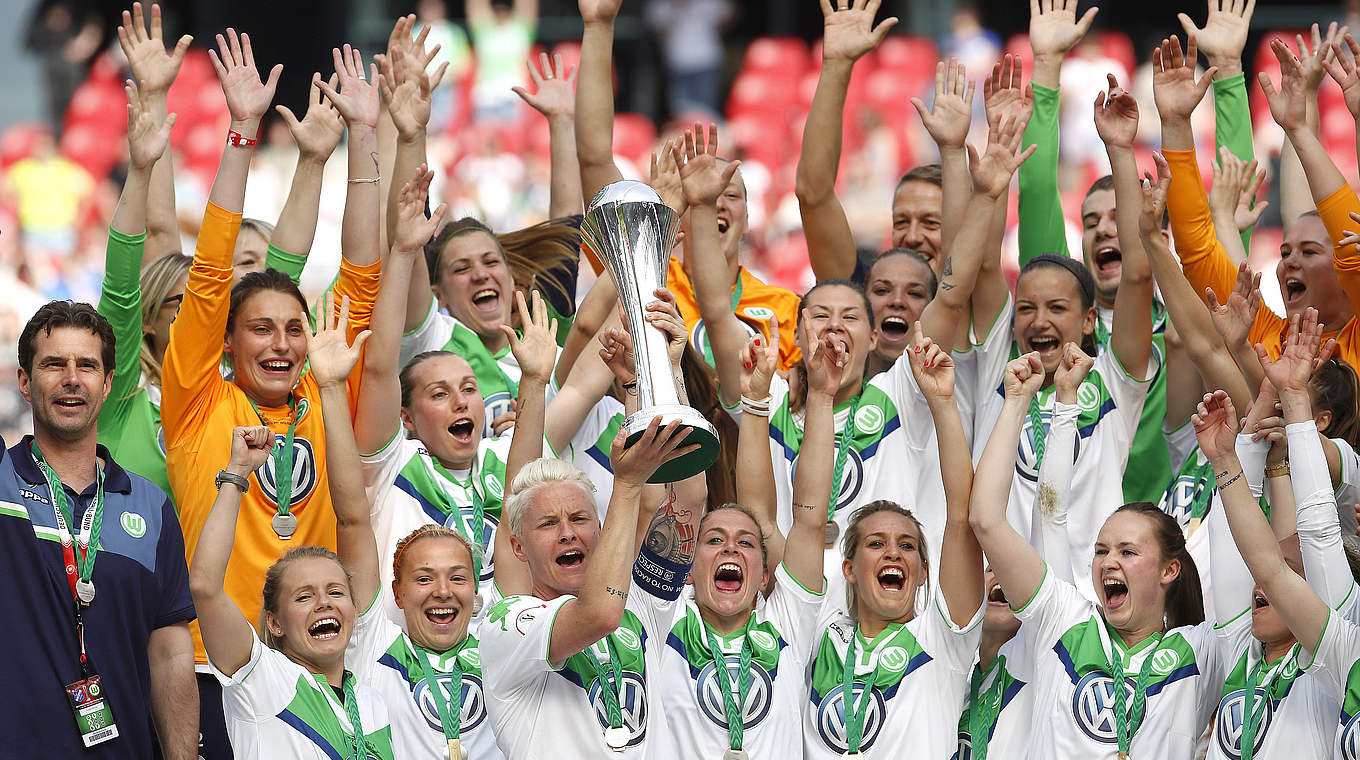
[1,126,97,298]
[467,0,537,122]
[646,0,736,117]
[417,0,473,132]
[24,0,103,133]
[1060,35,1132,172]
[941,4,1001,83]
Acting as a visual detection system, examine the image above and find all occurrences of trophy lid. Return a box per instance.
[589,180,663,211]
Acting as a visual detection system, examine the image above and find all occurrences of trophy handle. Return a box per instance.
[623,406,721,483]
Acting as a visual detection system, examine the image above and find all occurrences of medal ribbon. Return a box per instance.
[1027,393,1048,467]
[701,618,754,751]
[413,643,465,744]
[572,635,626,733]
[1241,643,1298,760]
[430,459,488,582]
[31,443,105,601]
[840,624,885,754]
[249,396,300,518]
[966,658,1006,760]
[1108,637,1161,755]
[699,275,745,366]
[827,395,862,525]
[340,671,371,760]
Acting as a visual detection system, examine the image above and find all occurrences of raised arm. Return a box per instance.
[1207,263,1268,393]
[117,2,190,264]
[1325,33,1360,184]
[110,79,173,248]
[308,295,379,611]
[356,166,447,454]
[1206,147,1266,265]
[575,0,626,203]
[795,0,897,281]
[1279,25,1340,234]
[542,420,695,667]
[1034,344,1092,583]
[910,57,974,256]
[317,45,382,269]
[268,73,344,277]
[378,15,444,254]
[502,290,558,497]
[187,426,276,676]
[910,322,981,625]
[1019,0,1097,263]
[1099,74,1156,379]
[735,322,785,571]
[788,322,846,593]
[973,55,1034,334]
[515,52,582,217]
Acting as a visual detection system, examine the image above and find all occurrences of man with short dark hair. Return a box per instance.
[3,300,198,759]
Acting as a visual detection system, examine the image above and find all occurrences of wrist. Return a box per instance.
[939,144,967,158]
[229,118,262,136]
[1055,387,1077,405]
[1206,57,1242,79]
[346,123,378,139]
[223,463,254,479]
[546,112,574,126]
[294,151,329,169]
[520,374,550,391]
[395,126,425,143]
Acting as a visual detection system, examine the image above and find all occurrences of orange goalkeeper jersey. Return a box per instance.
[666,257,803,372]
[161,202,380,664]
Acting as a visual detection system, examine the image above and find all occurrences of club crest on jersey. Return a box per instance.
[792,447,864,511]
[443,510,498,582]
[1215,687,1273,759]
[955,731,974,760]
[482,472,504,500]
[483,392,514,438]
[1342,712,1360,760]
[1160,474,1204,532]
[1071,671,1136,742]
[120,511,146,538]
[742,306,775,321]
[255,437,319,508]
[855,405,885,436]
[1016,409,1082,482]
[414,672,487,734]
[1076,380,1101,413]
[587,671,648,747]
[816,682,886,752]
[696,655,774,731]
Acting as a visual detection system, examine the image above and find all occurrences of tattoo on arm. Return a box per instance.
[643,486,696,564]
[792,502,820,512]
[939,256,956,291]
[605,586,628,599]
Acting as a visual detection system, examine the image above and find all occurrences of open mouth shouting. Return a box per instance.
[1283,277,1306,307]
[713,562,744,594]
[987,581,1009,607]
[471,287,501,316]
[259,357,295,377]
[555,548,585,568]
[448,418,476,445]
[1026,334,1062,362]
[1093,244,1122,280]
[1102,577,1129,611]
[425,605,461,628]
[877,565,907,593]
[1252,591,1271,614]
[878,315,910,344]
[716,216,730,238]
[308,616,342,641]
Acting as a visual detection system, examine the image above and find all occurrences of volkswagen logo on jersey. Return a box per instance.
[443,510,498,583]
[1016,409,1081,483]
[691,318,760,362]
[696,656,773,730]
[1071,671,1136,743]
[588,671,648,747]
[255,437,319,508]
[955,731,973,760]
[792,447,864,512]
[414,672,487,734]
[816,682,886,752]
[1342,712,1360,760]
[1160,474,1203,532]
[483,392,514,438]
[1214,688,1273,759]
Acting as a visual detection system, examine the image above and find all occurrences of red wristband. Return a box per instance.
[226,129,258,148]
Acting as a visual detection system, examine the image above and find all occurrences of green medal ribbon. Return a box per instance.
[699,275,745,366]
[1188,461,1216,521]
[249,396,300,516]
[1108,636,1161,755]
[1241,644,1297,760]
[840,624,884,754]
[966,659,1006,760]
[1094,317,1111,348]
[571,635,626,732]
[340,671,372,760]
[31,443,105,586]
[828,395,862,524]
[430,459,488,581]
[1027,394,1048,467]
[413,643,465,744]
[701,618,754,752]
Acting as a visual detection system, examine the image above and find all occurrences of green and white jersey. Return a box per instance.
[1300,609,1360,759]
[362,431,511,627]
[968,298,1158,589]
[1334,438,1360,543]
[210,632,395,760]
[480,575,682,760]
[765,348,948,610]
[1159,422,1219,619]
[1012,569,1236,760]
[658,563,825,757]
[1207,643,1338,760]
[347,599,503,760]
[563,393,624,519]
[953,632,1034,760]
[803,593,984,758]
[1096,300,1173,504]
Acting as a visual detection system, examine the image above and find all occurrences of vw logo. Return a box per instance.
[695,656,773,730]
[792,447,864,511]
[413,672,487,734]
[1215,688,1273,759]
[442,510,498,583]
[1071,671,1134,743]
[1342,712,1360,760]
[483,392,513,438]
[1017,411,1081,483]
[587,671,648,747]
[955,731,973,760]
[1160,474,1203,532]
[691,319,761,364]
[256,436,319,508]
[815,682,886,752]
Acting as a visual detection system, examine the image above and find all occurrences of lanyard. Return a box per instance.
[967,657,1006,760]
[701,617,754,751]
[339,672,369,760]
[1107,634,1161,755]
[249,396,300,517]
[430,459,487,581]
[699,274,745,365]
[413,641,465,744]
[32,443,104,603]
[828,394,863,522]
[573,635,626,731]
[1027,393,1048,468]
[841,624,889,754]
[1241,643,1298,760]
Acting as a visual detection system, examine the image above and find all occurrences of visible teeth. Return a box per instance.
[428,607,457,616]
[473,289,497,301]
[1103,579,1121,588]
[718,562,741,573]
[880,568,904,580]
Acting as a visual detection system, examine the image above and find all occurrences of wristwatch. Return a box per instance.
[215,470,251,493]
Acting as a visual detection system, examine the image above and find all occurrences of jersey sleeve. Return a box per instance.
[1096,342,1157,439]
[630,545,689,623]
[876,343,936,451]
[400,300,455,370]
[1163,149,1255,313]
[482,594,573,682]
[1211,74,1256,251]
[924,587,985,673]
[1288,421,1360,613]
[211,630,293,717]
[160,202,240,444]
[346,595,401,680]
[1300,607,1360,698]
[152,495,196,629]
[763,562,828,653]
[1012,567,1093,657]
[264,243,307,284]
[96,227,148,432]
[1018,83,1069,265]
[1164,419,1198,472]
[1316,185,1360,323]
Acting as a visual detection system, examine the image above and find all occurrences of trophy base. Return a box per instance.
[624,405,721,483]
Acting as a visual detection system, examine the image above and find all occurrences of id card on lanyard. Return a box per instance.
[31,444,120,747]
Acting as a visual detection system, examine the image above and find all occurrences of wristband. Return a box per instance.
[740,394,772,417]
[215,469,250,493]
[1265,462,1291,478]
[621,380,638,396]
[226,129,258,148]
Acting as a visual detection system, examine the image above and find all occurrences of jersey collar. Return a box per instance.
[11,436,132,494]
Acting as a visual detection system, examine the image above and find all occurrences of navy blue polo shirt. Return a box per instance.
[0,437,194,759]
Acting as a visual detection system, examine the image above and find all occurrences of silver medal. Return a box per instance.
[75,578,95,605]
[723,750,749,760]
[824,522,840,547]
[604,726,629,751]
[472,593,484,617]
[272,512,298,540]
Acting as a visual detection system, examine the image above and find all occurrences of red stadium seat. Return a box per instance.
[0,124,51,169]
[741,37,809,77]
[63,80,127,134]
[612,112,658,167]
[871,35,939,76]
[728,70,800,121]
[60,123,121,178]
[1097,31,1137,81]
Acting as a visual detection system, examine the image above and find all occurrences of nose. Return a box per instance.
[59,362,80,387]
[433,576,453,599]
[900,222,925,248]
[1095,215,1117,239]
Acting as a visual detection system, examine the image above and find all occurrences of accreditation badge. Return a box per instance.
[65,675,119,747]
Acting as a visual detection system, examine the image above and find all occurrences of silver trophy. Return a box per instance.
[581,180,720,482]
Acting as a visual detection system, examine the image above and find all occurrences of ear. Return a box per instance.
[391,580,405,610]
[222,333,233,358]
[400,408,417,434]
[99,370,113,403]
[1160,556,1182,589]
[685,569,695,587]
[867,327,880,354]
[16,367,31,405]
[1316,408,1333,435]
[842,558,856,585]
[758,565,771,591]
[264,610,283,638]
[509,532,529,565]
[1082,307,1099,338]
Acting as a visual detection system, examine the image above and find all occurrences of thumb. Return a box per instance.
[909,97,929,120]
[275,104,301,129]
[1247,201,1270,224]
[1176,13,1200,38]
[1205,286,1221,309]
[351,329,373,353]
[172,34,193,63]
[1076,6,1099,35]
[264,63,284,93]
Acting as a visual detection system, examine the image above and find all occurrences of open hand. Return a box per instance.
[209,28,282,126]
[982,54,1033,134]
[277,73,344,161]
[317,44,380,129]
[305,292,372,388]
[673,124,741,209]
[1192,390,1240,462]
[393,164,449,253]
[1259,38,1311,133]
[124,79,176,170]
[117,3,191,95]
[1152,35,1217,123]
[649,135,685,214]
[503,290,559,385]
[967,111,1038,198]
[513,52,577,120]
[1093,73,1138,150]
[912,57,974,150]
[1206,262,1262,349]
[1029,0,1098,60]
[1177,0,1254,71]
[1137,152,1171,240]
[820,0,898,62]
[1208,147,1268,232]
[1324,33,1360,118]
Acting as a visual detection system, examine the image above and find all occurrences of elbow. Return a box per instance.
[188,573,218,606]
[794,170,830,208]
[581,604,626,642]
